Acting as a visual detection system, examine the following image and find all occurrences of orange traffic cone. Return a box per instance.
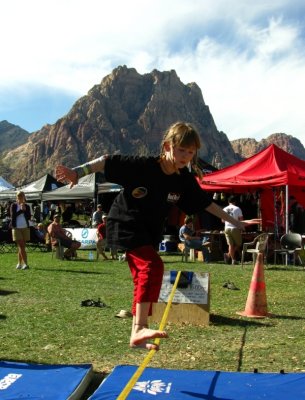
[237,253,272,318]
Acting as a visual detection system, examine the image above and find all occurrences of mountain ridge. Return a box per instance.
[0,66,305,186]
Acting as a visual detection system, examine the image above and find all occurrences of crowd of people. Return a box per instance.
[0,191,123,268]
[1,183,304,274]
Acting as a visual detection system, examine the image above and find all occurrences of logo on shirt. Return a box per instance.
[167,192,180,203]
[132,187,148,199]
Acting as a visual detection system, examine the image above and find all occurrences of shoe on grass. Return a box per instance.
[16,264,22,269]
[21,264,29,270]
[226,282,239,290]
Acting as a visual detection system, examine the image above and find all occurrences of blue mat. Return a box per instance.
[0,361,92,399]
[89,365,305,399]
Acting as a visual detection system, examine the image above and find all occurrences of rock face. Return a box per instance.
[0,121,29,179]
[1,66,304,186]
[0,66,238,186]
[231,133,305,160]
[0,120,29,153]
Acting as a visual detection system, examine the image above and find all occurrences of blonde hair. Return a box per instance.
[16,191,26,201]
[159,122,202,178]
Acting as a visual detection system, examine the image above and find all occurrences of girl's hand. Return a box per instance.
[56,165,78,188]
[243,218,262,226]
[238,219,262,230]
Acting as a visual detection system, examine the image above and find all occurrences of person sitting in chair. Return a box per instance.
[47,214,81,259]
[179,216,211,262]
[34,223,47,242]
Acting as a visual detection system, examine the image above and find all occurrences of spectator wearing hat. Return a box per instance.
[92,204,103,227]
[47,214,81,259]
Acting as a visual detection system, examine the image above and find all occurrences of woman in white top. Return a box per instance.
[10,191,31,270]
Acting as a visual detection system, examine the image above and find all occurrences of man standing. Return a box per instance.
[223,195,243,265]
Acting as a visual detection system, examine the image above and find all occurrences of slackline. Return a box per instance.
[117,270,182,400]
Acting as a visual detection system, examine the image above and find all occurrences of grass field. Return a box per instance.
[1,249,305,396]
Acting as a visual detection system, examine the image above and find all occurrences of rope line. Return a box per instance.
[117,270,182,400]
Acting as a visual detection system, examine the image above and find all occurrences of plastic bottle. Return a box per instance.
[88,251,94,261]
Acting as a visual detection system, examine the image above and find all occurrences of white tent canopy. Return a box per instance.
[0,176,14,192]
[0,174,62,201]
[42,173,121,201]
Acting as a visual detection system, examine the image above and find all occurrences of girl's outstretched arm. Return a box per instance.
[205,202,261,230]
[55,156,107,187]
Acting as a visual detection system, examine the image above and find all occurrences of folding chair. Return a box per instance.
[273,233,303,265]
[241,233,269,268]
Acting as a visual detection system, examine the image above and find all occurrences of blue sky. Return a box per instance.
[1,0,305,146]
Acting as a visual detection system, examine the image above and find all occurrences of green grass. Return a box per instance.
[1,249,305,380]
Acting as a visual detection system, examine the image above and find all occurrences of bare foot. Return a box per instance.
[130,328,168,350]
[130,341,160,351]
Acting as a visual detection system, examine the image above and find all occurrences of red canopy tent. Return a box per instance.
[199,144,305,233]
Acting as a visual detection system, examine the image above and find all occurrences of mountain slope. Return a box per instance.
[1,66,238,185]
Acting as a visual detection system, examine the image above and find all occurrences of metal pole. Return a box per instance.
[285,185,289,265]
[285,185,289,234]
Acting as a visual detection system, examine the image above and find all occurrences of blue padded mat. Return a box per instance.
[0,361,92,399]
[89,365,305,399]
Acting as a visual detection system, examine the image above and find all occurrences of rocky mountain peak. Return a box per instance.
[0,120,29,153]
[231,133,305,160]
[1,66,238,185]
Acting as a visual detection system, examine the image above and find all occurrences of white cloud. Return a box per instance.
[1,0,305,144]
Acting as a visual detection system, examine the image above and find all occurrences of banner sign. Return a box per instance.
[65,228,97,249]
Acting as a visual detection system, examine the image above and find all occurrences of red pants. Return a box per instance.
[126,245,164,316]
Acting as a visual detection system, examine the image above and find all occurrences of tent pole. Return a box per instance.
[273,189,277,262]
[257,192,261,228]
[285,185,289,265]
[285,185,289,234]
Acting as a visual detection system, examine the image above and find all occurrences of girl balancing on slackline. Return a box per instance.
[55,121,256,351]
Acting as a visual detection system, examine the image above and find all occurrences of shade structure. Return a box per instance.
[198,144,305,233]
[0,174,63,201]
[199,144,305,191]
[42,173,121,201]
[0,176,14,191]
